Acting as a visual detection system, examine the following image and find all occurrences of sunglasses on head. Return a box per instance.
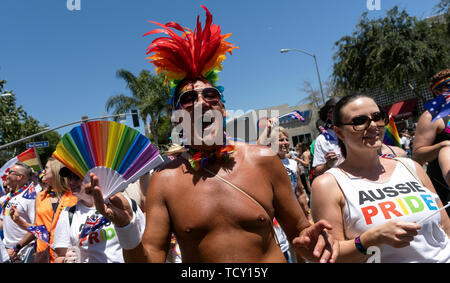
[176,87,221,109]
[341,111,388,131]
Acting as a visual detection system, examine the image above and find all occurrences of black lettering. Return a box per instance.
[410,181,425,192]
[359,191,375,205]
[368,189,385,201]
[382,187,399,198]
[395,183,411,194]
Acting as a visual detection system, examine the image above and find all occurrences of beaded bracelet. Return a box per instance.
[354,236,367,254]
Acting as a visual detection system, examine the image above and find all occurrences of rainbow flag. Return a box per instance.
[17,147,42,172]
[383,115,402,147]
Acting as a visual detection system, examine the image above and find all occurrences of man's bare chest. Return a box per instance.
[165,169,274,236]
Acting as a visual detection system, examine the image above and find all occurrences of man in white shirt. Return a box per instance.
[1,162,36,262]
[54,167,146,263]
[312,97,343,176]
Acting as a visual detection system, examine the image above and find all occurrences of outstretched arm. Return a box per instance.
[262,152,338,263]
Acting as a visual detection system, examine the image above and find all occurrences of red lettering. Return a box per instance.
[378,201,403,219]
[361,206,378,225]
[89,232,100,244]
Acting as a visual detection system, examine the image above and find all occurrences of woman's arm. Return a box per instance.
[311,172,420,262]
[311,173,370,262]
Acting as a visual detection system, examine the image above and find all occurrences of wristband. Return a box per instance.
[115,213,141,250]
[354,236,367,254]
[305,209,311,216]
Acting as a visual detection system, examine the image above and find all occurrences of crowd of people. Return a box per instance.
[0,6,449,263]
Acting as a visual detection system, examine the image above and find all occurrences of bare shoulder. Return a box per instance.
[311,169,347,205]
[310,170,345,213]
[311,171,340,193]
[148,156,188,192]
[416,110,443,132]
[234,142,279,165]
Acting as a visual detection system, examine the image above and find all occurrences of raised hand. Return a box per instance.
[292,219,339,263]
[85,173,133,227]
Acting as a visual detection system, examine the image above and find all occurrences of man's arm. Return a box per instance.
[313,151,338,176]
[124,171,171,263]
[260,150,338,262]
[412,111,450,165]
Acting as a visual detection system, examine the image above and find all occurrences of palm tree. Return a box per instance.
[106,69,171,147]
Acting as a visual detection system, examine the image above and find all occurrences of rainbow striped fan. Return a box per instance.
[53,121,163,200]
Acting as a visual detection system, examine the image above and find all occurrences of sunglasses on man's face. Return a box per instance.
[176,87,221,109]
[341,111,388,131]
[7,170,23,177]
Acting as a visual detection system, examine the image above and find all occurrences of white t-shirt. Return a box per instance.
[326,158,450,263]
[2,184,37,248]
[401,136,410,149]
[53,197,145,263]
[312,130,342,168]
[280,158,298,196]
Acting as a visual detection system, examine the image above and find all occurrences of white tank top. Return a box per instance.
[327,158,450,263]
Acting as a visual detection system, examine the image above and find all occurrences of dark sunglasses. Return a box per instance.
[176,87,221,108]
[7,170,23,177]
[341,111,388,131]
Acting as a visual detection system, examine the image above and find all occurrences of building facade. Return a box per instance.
[225,103,320,147]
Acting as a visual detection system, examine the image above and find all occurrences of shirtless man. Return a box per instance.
[86,78,338,263]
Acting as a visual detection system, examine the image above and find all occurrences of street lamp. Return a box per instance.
[280,48,325,104]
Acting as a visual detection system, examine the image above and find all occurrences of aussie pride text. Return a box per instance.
[359,181,439,225]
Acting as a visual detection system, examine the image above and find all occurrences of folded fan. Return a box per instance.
[53,121,163,200]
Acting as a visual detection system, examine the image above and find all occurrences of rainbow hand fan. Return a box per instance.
[53,121,163,200]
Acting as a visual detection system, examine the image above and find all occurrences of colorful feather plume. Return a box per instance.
[143,5,238,88]
[53,121,163,200]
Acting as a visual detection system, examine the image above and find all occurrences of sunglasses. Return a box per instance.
[7,170,23,177]
[176,87,221,108]
[340,111,388,131]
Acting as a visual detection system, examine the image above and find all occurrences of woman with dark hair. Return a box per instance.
[310,93,450,262]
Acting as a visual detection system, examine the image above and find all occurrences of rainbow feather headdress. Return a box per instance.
[143,5,238,107]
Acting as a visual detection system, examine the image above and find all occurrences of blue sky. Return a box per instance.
[0,0,442,136]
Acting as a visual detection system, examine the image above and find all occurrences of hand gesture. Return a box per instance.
[85,173,133,227]
[370,219,420,248]
[9,205,20,223]
[292,220,339,263]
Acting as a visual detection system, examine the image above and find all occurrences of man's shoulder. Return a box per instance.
[235,142,279,163]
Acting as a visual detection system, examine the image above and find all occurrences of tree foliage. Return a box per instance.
[106,69,171,147]
[332,6,450,96]
[0,80,61,167]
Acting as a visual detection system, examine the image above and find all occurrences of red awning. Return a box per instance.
[383,98,418,120]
